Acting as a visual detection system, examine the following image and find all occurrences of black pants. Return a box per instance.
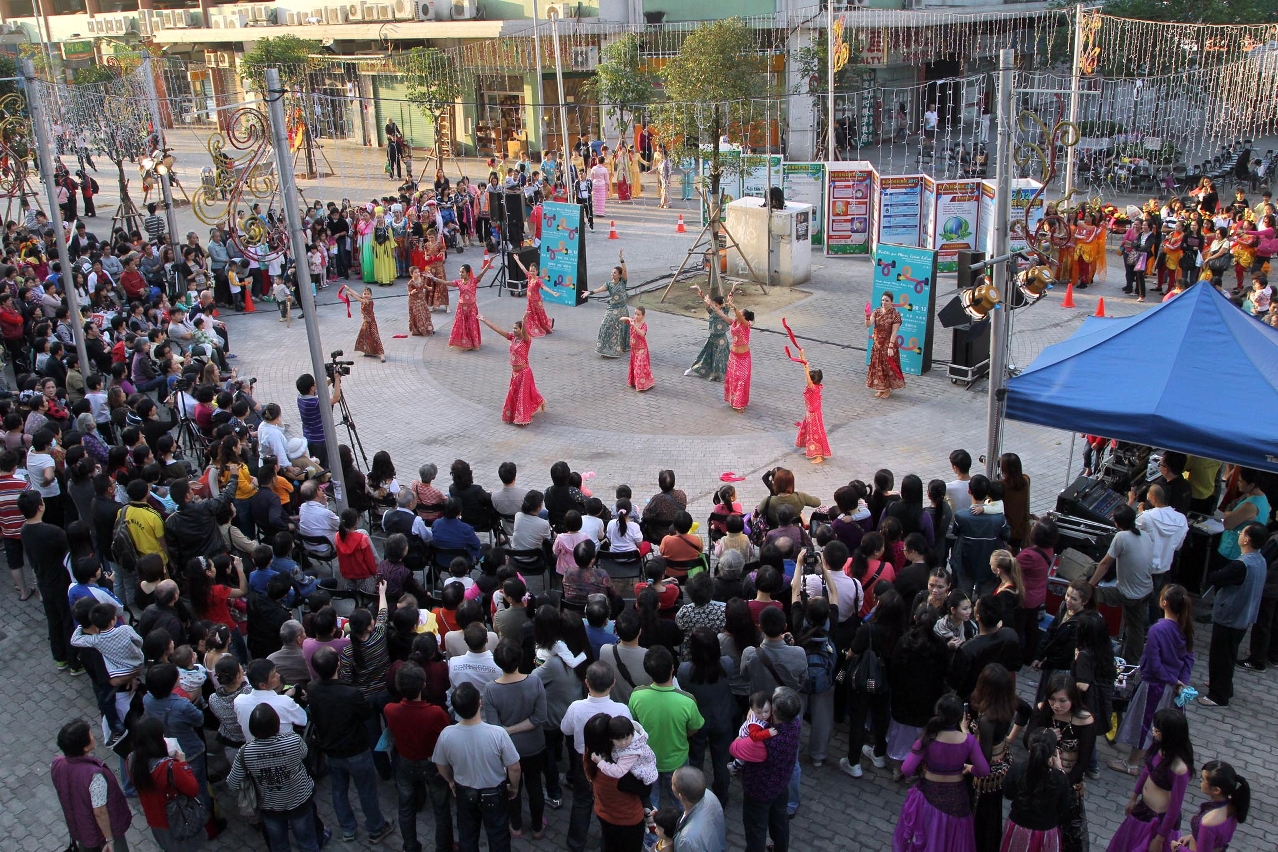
[577,197,594,229]
[566,750,592,852]
[39,580,77,666]
[541,728,564,800]
[455,784,509,852]
[846,691,889,760]
[1207,622,1247,705]
[599,818,645,852]
[336,244,351,279]
[1248,597,1278,665]
[508,752,545,832]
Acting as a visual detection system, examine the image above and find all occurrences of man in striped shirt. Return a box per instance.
[143,202,166,245]
[0,449,33,600]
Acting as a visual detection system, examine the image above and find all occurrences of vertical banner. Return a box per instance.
[869,169,880,256]
[825,161,874,255]
[742,154,783,199]
[928,179,982,272]
[781,162,826,246]
[977,179,1044,257]
[977,181,996,259]
[876,174,924,248]
[920,176,936,251]
[868,243,938,375]
[699,148,742,226]
[539,201,587,306]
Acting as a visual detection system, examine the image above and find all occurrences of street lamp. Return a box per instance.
[546,6,570,162]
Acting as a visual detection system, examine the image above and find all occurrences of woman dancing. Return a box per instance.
[866,291,905,399]
[427,261,491,351]
[479,315,546,426]
[422,224,448,311]
[512,253,554,337]
[717,295,753,411]
[338,285,385,362]
[621,306,654,392]
[371,209,397,285]
[406,267,433,336]
[589,250,629,358]
[686,284,735,381]
[789,346,830,463]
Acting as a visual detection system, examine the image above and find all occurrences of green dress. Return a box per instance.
[689,308,730,380]
[371,223,397,285]
[596,275,630,357]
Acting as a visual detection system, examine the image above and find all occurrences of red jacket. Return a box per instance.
[133,757,200,830]
[336,529,377,581]
[120,269,147,299]
[0,306,24,341]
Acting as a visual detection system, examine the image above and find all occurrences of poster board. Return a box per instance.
[977,178,1045,257]
[868,243,938,375]
[781,162,826,246]
[876,174,925,248]
[869,169,880,256]
[742,154,783,199]
[825,161,874,256]
[920,176,937,252]
[539,201,587,306]
[699,148,743,226]
[927,179,983,272]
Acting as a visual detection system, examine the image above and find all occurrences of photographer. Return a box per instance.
[296,370,342,470]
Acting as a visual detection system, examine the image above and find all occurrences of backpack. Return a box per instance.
[111,506,139,571]
[802,635,837,695]
[847,627,885,695]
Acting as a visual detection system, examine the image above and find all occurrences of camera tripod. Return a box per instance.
[335,390,368,472]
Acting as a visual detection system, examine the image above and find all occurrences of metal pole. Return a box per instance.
[264,68,349,512]
[1063,4,1084,199]
[141,58,181,249]
[531,0,546,155]
[548,10,570,160]
[827,0,836,161]
[23,60,92,381]
[984,48,1015,479]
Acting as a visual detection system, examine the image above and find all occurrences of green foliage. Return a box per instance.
[1102,0,1277,24]
[0,56,18,98]
[239,36,321,92]
[651,18,766,195]
[402,47,464,158]
[585,33,656,138]
[793,28,861,96]
[72,66,117,85]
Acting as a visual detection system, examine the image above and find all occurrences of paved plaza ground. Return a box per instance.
[4,137,1276,851]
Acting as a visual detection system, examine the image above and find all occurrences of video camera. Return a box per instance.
[325,349,354,380]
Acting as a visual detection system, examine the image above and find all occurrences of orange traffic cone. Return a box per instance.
[243,287,256,313]
[1061,282,1076,308]
[608,221,619,240]
[482,248,490,268]
[1094,297,1106,318]
[676,214,687,234]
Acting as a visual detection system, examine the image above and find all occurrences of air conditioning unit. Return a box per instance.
[451,0,476,19]
[173,10,191,27]
[229,12,248,26]
[325,6,347,22]
[86,18,101,33]
[107,17,122,33]
[347,3,364,20]
[249,5,271,22]
[159,10,174,27]
[374,4,393,20]
[283,10,303,24]
[569,45,597,70]
[138,16,153,35]
[546,2,575,18]
[392,0,413,19]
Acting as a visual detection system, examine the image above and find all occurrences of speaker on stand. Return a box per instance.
[505,247,539,297]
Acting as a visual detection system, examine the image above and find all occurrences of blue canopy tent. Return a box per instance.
[1006,283,1278,473]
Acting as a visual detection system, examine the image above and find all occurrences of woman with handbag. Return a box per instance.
[839,589,907,779]
[129,716,207,851]
[229,703,323,851]
[1202,227,1233,287]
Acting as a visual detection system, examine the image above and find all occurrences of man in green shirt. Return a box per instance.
[628,645,703,811]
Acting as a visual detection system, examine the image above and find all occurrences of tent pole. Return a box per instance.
[1065,432,1077,487]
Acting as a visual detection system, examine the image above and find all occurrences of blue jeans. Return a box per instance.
[328,749,388,837]
[541,728,564,800]
[456,784,510,852]
[262,799,320,852]
[396,757,453,852]
[786,760,801,816]
[649,768,678,811]
[742,788,788,852]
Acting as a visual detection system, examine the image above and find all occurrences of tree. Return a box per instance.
[239,35,321,93]
[586,33,656,142]
[72,66,117,86]
[1102,0,1276,24]
[653,19,765,200]
[403,47,463,162]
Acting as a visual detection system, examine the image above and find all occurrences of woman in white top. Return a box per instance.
[580,497,607,542]
[256,403,291,465]
[605,497,643,552]
[511,489,553,552]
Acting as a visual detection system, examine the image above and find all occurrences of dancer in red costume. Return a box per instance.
[701,293,752,411]
[511,254,555,337]
[622,306,654,392]
[782,332,830,463]
[866,291,904,398]
[406,267,433,336]
[338,285,386,362]
[479,315,546,426]
[427,261,492,351]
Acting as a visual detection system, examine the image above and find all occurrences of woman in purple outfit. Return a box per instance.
[1110,584,1195,775]
[893,693,990,852]
[1107,709,1193,852]
[1173,760,1248,852]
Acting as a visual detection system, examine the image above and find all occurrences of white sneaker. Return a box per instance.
[862,745,886,769]
[838,757,863,778]
[683,368,694,376]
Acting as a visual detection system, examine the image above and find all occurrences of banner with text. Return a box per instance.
[876,174,924,248]
[539,202,587,306]
[826,162,874,255]
[927,179,983,272]
[868,242,938,375]
[782,163,826,246]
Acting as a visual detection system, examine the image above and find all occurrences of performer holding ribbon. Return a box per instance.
[406,267,433,337]
[621,307,654,392]
[511,253,555,337]
[783,319,830,463]
[338,284,386,362]
[427,260,492,351]
[866,292,904,399]
[479,314,546,426]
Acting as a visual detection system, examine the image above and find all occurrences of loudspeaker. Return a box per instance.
[506,247,539,293]
[951,322,991,370]
[502,190,525,247]
[938,295,974,329]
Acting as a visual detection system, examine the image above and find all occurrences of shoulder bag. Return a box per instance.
[164,759,209,842]
[232,749,259,816]
[610,646,638,690]
[756,645,793,689]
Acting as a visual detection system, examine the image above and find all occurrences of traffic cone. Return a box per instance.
[482,247,490,268]
[676,214,687,233]
[608,221,619,240]
[1094,297,1106,318]
[1061,282,1076,308]
[243,287,256,313]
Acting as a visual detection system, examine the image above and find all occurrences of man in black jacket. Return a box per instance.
[947,594,1020,699]
[246,573,292,659]
[308,646,395,843]
[18,490,80,673]
[137,579,189,646]
[164,467,239,573]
